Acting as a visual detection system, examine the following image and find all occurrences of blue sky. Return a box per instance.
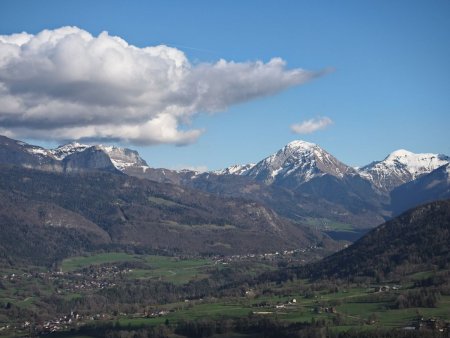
[0,0,449,170]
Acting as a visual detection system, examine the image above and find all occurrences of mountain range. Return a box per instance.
[1,135,449,232]
[122,139,449,228]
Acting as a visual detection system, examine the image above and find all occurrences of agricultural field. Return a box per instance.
[60,290,448,338]
[128,255,213,284]
[1,253,449,337]
[60,252,214,285]
[78,272,450,333]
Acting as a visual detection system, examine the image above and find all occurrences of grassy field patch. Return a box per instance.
[128,255,213,284]
[61,252,213,284]
[61,252,141,272]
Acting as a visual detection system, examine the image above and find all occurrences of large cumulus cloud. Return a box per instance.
[0,26,323,145]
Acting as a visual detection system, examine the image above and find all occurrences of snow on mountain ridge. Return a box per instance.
[214,163,256,175]
[26,146,52,157]
[358,149,450,192]
[10,135,450,193]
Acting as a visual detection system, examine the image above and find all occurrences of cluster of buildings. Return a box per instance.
[23,311,110,334]
[213,245,320,264]
[403,317,450,332]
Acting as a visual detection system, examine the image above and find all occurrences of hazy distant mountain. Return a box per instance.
[358,149,450,193]
[390,163,450,216]
[306,199,450,279]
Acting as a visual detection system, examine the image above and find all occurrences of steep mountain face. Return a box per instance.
[358,150,450,193]
[307,199,450,280]
[62,147,120,173]
[390,164,450,216]
[98,145,148,170]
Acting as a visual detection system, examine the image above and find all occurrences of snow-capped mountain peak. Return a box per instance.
[239,140,353,186]
[385,149,413,159]
[384,149,448,175]
[284,139,317,151]
[358,149,450,192]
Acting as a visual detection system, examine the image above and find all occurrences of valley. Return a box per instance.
[1,5,449,337]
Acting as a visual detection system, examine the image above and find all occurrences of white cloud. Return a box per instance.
[0,26,324,145]
[291,116,333,134]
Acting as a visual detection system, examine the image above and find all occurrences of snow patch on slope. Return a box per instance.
[26,146,52,157]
